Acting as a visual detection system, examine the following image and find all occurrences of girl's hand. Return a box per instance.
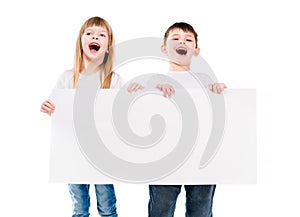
[40,100,55,116]
[127,83,144,93]
[208,83,227,94]
[156,83,175,98]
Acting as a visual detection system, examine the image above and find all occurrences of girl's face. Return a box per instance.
[162,28,199,68]
[81,25,109,62]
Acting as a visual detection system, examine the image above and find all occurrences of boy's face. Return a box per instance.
[81,25,109,62]
[162,28,200,69]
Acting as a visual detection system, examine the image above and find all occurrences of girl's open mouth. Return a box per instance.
[89,43,100,52]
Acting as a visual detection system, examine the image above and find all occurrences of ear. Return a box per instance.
[194,47,200,56]
[161,44,167,54]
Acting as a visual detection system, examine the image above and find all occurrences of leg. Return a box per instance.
[94,184,118,217]
[148,185,182,217]
[184,185,216,217]
[68,184,91,217]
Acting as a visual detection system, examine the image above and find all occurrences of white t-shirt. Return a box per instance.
[145,71,214,88]
[165,71,213,88]
[54,70,124,89]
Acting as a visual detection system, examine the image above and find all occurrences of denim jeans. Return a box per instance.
[68,184,118,217]
[148,185,216,217]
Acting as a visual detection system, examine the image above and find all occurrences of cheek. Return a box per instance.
[101,38,109,46]
[81,37,88,48]
[102,41,110,51]
[168,40,176,47]
[187,42,195,48]
[165,43,174,52]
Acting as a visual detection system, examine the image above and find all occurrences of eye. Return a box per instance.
[172,38,179,40]
[100,33,107,37]
[86,32,91,36]
[186,39,193,42]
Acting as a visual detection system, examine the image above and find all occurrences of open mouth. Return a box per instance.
[176,47,187,55]
[89,43,100,52]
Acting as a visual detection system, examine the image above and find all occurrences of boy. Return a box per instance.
[148,22,226,217]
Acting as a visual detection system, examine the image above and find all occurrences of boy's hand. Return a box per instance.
[156,83,175,98]
[208,83,227,94]
[127,83,144,93]
[40,100,55,116]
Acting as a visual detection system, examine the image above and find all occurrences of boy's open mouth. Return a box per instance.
[89,43,100,52]
[176,47,187,55]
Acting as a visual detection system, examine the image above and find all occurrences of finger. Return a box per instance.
[136,84,144,90]
[42,103,55,112]
[165,87,170,97]
[43,100,55,109]
[127,84,132,92]
[40,104,48,112]
[168,88,172,98]
[47,100,55,107]
[132,83,138,89]
[220,85,225,93]
[212,84,218,93]
[133,84,144,92]
[162,88,168,98]
[40,107,52,114]
[127,83,138,92]
[162,85,169,97]
[218,83,227,93]
[133,83,141,90]
[43,103,54,111]
[216,85,222,94]
[156,84,162,90]
[168,87,175,97]
[170,86,175,97]
[41,106,51,114]
[40,107,47,113]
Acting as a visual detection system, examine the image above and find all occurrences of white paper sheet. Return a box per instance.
[50,89,256,184]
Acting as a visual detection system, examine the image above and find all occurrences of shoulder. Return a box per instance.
[59,69,74,79]
[191,72,214,85]
[110,72,124,88]
[54,69,74,89]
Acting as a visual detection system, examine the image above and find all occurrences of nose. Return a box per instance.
[179,40,185,44]
[92,36,98,40]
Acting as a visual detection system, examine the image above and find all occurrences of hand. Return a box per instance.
[40,100,55,116]
[156,83,175,98]
[208,83,227,94]
[127,83,144,93]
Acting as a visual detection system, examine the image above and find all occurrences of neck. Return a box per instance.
[82,58,101,74]
[169,61,190,72]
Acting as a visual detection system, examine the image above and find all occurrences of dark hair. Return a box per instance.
[164,22,198,48]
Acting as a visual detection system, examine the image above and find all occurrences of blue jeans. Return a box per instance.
[148,185,216,217]
[68,184,118,217]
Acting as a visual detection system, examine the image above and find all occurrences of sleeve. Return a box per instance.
[110,73,125,89]
[194,73,215,87]
[48,70,73,101]
[53,74,65,89]
[53,70,74,89]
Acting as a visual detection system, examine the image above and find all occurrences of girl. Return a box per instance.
[40,16,121,217]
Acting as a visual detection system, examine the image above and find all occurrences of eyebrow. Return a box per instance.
[169,33,194,38]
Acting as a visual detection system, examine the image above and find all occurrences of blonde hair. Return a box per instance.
[73,16,115,89]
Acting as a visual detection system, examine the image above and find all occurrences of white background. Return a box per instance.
[0,0,298,216]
